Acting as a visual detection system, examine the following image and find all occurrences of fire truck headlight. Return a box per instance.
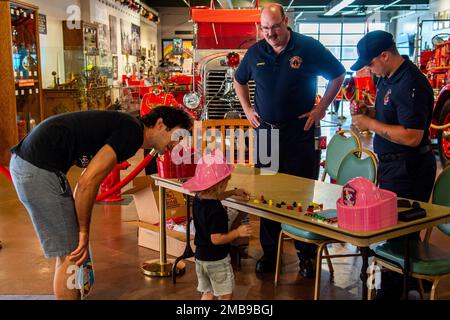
[183,92,200,110]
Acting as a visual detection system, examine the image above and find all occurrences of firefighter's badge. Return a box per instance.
[289,56,302,69]
[384,89,392,106]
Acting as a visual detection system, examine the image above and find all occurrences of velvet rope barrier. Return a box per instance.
[0,164,12,182]
[96,149,158,202]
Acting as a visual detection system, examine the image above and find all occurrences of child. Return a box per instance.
[182,153,252,300]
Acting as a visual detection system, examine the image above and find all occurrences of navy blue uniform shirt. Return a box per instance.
[235,30,345,123]
[373,56,434,155]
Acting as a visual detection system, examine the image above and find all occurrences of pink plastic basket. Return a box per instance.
[336,189,398,232]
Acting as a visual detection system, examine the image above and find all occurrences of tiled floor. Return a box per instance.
[0,105,448,300]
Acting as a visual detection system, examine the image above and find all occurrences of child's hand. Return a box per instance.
[233,188,250,200]
[236,224,252,237]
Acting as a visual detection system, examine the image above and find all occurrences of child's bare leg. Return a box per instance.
[201,291,214,300]
[218,293,232,300]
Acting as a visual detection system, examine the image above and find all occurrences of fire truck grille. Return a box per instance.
[202,70,255,119]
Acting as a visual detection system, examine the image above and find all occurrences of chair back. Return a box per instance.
[322,130,361,181]
[193,119,255,165]
[432,167,450,236]
[336,148,378,185]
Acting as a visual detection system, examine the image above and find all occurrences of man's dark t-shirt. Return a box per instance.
[193,197,229,261]
[11,111,144,174]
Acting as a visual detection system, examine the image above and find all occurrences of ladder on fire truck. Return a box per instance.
[415,18,450,66]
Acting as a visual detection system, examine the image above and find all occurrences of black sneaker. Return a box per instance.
[299,258,316,279]
[255,255,276,273]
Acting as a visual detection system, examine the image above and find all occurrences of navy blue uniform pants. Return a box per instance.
[377,151,436,298]
[256,120,320,260]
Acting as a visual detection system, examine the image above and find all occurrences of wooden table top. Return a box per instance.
[152,166,450,247]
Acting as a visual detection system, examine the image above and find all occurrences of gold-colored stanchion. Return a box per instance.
[337,100,346,121]
[141,185,186,277]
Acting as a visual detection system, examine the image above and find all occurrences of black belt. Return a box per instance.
[263,118,306,130]
[378,145,432,162]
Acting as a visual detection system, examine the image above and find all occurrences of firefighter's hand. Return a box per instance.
[244,107,260,128]
[299,107,326,131]
[350,101,368,116]
[352,114,372,132]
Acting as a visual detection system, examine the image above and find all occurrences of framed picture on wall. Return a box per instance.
[109,15,117,55]
[162,39,172,59]
[173,38,183,55]
[131,23,141,57]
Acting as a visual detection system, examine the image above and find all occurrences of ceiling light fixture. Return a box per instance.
[294,11,304,22]
[286,0,294,11]
[384,0,402,9]
[324,0,356,16]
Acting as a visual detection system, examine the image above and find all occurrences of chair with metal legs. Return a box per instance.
[368,167,450,300]
[275,148,377,300]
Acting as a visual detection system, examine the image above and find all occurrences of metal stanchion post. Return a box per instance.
[337,100,346,120]
[141,186,185,277]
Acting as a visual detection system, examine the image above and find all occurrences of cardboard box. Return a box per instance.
[124,176,193,260]
[134,221,195,262]
[124,176,248,261]
[123,176,187,224]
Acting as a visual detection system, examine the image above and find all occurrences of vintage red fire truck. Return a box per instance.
[181,4,261,120]
[420,37,450,167]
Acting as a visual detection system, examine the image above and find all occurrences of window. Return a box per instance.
[299,23,319,34]
[298,22,386,95]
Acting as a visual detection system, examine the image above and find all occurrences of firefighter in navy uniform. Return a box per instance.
[351,31,436,299]
[234,3,345,276]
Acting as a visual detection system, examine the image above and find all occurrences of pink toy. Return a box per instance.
[182,152,233,192]
[336,177,397,232]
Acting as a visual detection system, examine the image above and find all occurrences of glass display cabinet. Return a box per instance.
[62,20,112,110]
[10,0,43,139]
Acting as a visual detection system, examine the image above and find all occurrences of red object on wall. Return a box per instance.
[99,161,131,202]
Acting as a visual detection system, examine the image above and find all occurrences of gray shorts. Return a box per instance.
[9,154,79,258]
[195,255,235,297]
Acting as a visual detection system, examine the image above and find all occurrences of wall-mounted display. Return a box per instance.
[109,15,117,54]
[38,13,46,35]
[97,22,110,54]
[131,23,140,57]
[120,18,131,55]
[173,38,182,54]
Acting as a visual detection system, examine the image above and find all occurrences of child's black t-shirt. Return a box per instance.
[193,196,230,261]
